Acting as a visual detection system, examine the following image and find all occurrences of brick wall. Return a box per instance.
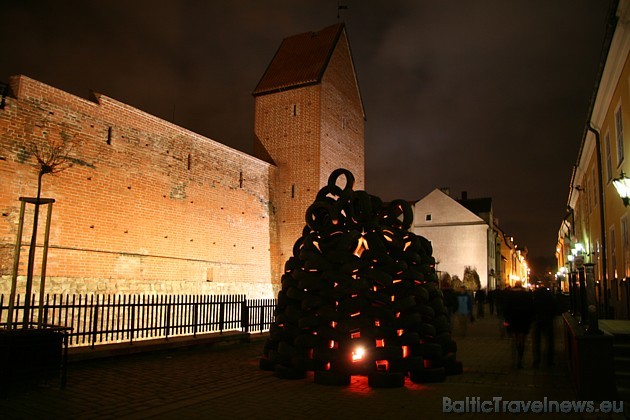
[254,30,365,276]
[320,31,365,190]
[0,76,277,298]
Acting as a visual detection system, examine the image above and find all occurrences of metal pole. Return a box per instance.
[23,172,44,328]
[7,200,26,329]
[578,266,588,324]
[585,263,602,334]
[588,124,609,318]
[38,202,54,328]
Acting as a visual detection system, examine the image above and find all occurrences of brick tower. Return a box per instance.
[253,23,365,282]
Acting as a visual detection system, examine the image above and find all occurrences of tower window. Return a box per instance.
[425,214,432,222]
[291,104,300,117]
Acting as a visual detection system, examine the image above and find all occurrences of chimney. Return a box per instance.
[461,191,468,200]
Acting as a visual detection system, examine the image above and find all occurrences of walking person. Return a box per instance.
[503,281,534,369]
[532,287,557,368]
[455,286,473,337]
[487,288,495,315]
[475,288,486,318]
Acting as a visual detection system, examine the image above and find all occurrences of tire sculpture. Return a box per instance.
[260,168,463,387]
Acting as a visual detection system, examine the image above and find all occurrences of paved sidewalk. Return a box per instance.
[0,314,625,419]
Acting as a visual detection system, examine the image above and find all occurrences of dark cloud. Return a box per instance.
[0,0,613,271]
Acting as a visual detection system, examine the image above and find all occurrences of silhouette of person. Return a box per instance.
[532,287,557,368]
[475,288,486,318]
[455,286,473,337]
[487,288,495,315]
[502,281,534,369]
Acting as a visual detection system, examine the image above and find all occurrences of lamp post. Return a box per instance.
[612,171,630,207]
[613,171,630,319]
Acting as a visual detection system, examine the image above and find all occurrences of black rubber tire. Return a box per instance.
[277,342,298,358]
[327,168,355,196]
[405,356,425,371]
[316,306,342,323]
[298,314,321,329]
[418,343,443,358]
[259,357,276,371]
[445,360,464,375]
[314,370,351,386]
[274,364,307,380]
[433,315,451,333]
[419,322,437,338]
[286,286,306,301]
[442,340,457,354]
[305,200,340,232]
[370,346,403,360]
[409,367,446,383]
[368,371,405,388]
[337,296,368,314]
[294,333,320,349]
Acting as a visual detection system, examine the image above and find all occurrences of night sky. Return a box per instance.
[0,1,614,275]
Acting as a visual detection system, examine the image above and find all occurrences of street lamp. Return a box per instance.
[612,171,630,206]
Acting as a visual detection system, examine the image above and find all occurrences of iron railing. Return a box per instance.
[0,294,276,348]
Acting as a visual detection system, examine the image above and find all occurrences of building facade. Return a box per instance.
[0,23,364,299]
[413,188,527,290]
[557,0,629,317]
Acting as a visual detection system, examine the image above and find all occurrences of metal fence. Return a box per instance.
[0,294,276,348]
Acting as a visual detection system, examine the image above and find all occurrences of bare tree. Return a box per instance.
[19,125,78,327]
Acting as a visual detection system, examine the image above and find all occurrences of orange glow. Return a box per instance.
[404,241,411,251]
[350,331,361,339]
[374,320,380,327]
[376,339,385,347]
[350,312,360,317]
[402,346,409,358]
[376,360,389,371]
[352,347,365,361]
[331,321,337,328]
[397,329,404,336]
[325,362,331,371]
[353,237,369,257]
[329,340,336,349]
[393,279,402,284]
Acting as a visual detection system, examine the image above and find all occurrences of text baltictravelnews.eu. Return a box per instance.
[442,397,624,414]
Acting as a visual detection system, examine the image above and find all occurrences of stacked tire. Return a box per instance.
[260,169,463,387]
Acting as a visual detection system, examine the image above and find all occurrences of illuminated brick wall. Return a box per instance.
[254,30,365,278]
[0,27,366,298]
[0,75,277,297]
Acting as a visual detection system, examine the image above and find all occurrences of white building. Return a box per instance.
[412,188,498,289]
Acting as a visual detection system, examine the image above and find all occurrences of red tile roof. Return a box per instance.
[253,23,345,96]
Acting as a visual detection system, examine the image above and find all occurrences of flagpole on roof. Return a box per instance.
[337,1,348,20]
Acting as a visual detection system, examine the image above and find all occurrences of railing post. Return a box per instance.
[193,301,198,337]
[219,301,225,333]
[259,301,265,334]
[130,296,136,344]
[241,299,249,333]
[91,298,99,349]
[165,297,171,340]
